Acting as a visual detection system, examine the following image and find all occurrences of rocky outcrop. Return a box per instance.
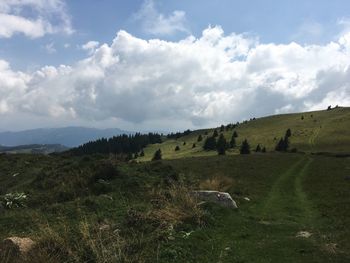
[191,190,238,208]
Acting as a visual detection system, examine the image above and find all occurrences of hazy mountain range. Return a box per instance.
[0,127,132,148]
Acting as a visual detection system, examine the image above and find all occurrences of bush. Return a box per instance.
[91,162,118,183]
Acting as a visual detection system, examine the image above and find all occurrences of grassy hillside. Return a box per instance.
[0,153,349,262]
[139,107,350,161]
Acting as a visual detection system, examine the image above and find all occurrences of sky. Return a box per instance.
[0,0,350,132]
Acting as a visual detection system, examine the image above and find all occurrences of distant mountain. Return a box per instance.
[0,127,132,147]
[0,144,69,154]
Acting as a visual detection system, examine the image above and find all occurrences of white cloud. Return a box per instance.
[0,26,349,130]
[134,0,189,36]
[0,0,73,38]
[81,41,100,54]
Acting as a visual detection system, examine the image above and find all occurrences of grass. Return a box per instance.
[138,107,350,161]
[0,153,349,262]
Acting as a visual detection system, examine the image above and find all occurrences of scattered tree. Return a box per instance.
[152,149,162,161]
[220,125,225,132]
[262,147,266,153]
[140,150,145,157]
[301,115,304,120]
[175,146,180,151]
[255,144,262,152]
[217,134,227,155]
[183,141,186,146]
[327,105,332,111]
[285,128,292,138]
[203,136,217,150]
[233,131,238,138]
[213,129,219,137]
[197,134,203,142]
[192,143,196,148]
[240,139,250,154]
[229,134,236,148]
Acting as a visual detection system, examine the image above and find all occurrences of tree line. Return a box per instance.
[70,133,162,156]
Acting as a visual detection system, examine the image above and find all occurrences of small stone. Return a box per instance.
[243,197,250,201]
[296,231,312,238]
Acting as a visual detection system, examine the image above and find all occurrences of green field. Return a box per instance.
[0,152,349,262]
[139,107,350,161]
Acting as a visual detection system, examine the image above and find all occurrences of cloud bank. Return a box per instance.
[0,0,73,38]
[0,26,349,130]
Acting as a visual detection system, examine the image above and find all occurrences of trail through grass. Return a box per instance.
[261,157,316,227]
[180,156,346,263]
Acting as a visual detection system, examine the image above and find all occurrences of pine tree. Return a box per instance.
[255,144,261,152]
[217,134,227,155]
[220,125,225,132]
[175,146,180,151]
[134,152,139,159]
[152,149,162,161]
[240,139,250,154]
[183,141,186,145]
[275,138,287,151]
[285,128,292,138]
[140,150,145,157]
[213,129,219,137]
[233,131,238,138]
[203,136,217,150]
[262,147,266,153]
[197,134,203,142]
[229,134,236,148]
[192,143,196,148]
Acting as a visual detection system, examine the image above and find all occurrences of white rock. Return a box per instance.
[191,190,238,208]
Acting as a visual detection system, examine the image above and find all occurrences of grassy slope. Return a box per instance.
[139,107,350,161]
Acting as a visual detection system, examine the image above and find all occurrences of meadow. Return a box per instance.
[0,152,349,262]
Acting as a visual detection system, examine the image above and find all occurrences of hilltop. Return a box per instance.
[139,107,350,161]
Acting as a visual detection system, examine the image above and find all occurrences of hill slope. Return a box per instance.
[0,127,132,147]
[139,107,350,161]
[0,144,68,154]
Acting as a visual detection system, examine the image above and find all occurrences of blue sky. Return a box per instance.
[2,0,350,70]
[0,0,349,131]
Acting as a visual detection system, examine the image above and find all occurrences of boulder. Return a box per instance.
[0,237,35,258]
[191,190,238,208]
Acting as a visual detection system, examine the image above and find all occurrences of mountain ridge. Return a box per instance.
[0,126,133,147]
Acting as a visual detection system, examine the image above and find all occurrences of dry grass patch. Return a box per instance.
[199,175,234,192]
